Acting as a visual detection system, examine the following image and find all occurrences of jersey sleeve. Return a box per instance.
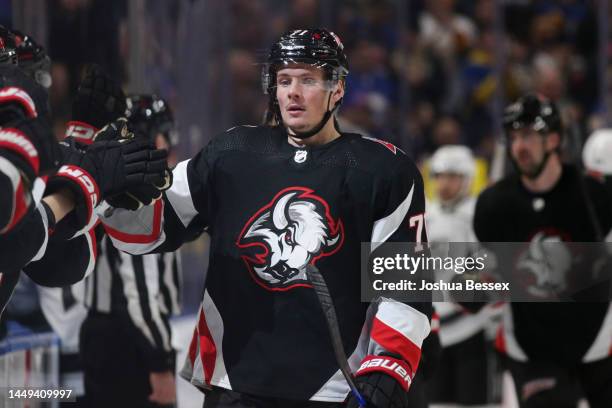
[366,155,432,381]
[0,200,53,273]
[0,155,32,234]
[371,157,428,247]
[101,142,214,255]
[22,223,100,287]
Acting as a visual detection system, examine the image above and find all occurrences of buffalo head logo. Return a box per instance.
[517,232,571,298]
[237,187,344,290]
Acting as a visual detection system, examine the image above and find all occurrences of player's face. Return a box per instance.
[509,128,549,177]
[434,173,465,202]
[276,65,343,133]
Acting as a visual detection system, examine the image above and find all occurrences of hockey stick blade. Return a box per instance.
[305,264,367,408]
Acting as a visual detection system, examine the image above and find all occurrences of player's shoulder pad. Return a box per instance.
[223,124,260,135]
[349,133,420,177]
[358,135,406,156]
[207,124,271,154]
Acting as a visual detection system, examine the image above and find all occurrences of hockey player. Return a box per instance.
[78,94,181,408]
[101,29,432,407]
[426,145,477,243]
[1,57,170,318]
[426,145,497,406]
[474,94,612,407]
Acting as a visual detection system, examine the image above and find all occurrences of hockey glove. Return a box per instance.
[94,118,172,210]
[67,65,126,144]
[47,134,169,237]
[346,354,412,408]
[93,118,172,210]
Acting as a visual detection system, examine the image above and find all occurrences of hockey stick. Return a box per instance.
[305,264,366,408]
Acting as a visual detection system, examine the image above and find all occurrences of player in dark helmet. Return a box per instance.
[475,94,612,408]
[102,27,431,408]
[125,94,177,148]
[503,93,563,180]
[262,28,349,139]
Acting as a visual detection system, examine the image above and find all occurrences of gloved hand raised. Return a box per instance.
[66,64,127,144]
[47,118,169,237]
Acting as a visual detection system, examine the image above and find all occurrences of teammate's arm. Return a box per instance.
[102,141,214,254]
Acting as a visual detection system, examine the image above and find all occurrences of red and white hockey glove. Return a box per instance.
[345,354,413,408]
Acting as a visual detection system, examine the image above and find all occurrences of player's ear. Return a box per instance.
[332,80,345,104]
[547,132,561,151]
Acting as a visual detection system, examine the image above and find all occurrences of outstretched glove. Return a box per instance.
[67,64,127,144]
[47,120,169,237]
[94,118,172,210]
[346,354,412,408]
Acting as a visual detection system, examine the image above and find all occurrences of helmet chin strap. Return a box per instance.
[286,92,339,140]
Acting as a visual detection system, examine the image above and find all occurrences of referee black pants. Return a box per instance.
[80,312,173,408]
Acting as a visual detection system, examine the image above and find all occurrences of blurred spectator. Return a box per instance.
[32,0,610,173]
[419,0,477,61]
[431,115,462,150]
[342,39,396,137]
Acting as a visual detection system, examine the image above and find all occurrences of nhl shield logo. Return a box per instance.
[294,150,308,163]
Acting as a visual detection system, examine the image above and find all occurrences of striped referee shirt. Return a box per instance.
[84,232,181,371]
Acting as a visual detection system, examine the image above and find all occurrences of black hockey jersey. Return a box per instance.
[0,200,97,317]
[474,165,612,364]
[102,125,432,401]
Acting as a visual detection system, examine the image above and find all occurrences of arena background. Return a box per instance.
[1,0,610,407]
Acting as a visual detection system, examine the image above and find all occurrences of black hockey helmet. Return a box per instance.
[263,28,349,138]
[125,94,177,146]
[12,29,52,88]
[0,26,18,66]
[503,94,563,179]
[503,93,562,136]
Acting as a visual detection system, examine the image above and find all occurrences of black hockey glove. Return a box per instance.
[345,354,412,408]
[67,64,126,144]
[93,117,172,210]
[105,175,171,210]
[47,124,169,237]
